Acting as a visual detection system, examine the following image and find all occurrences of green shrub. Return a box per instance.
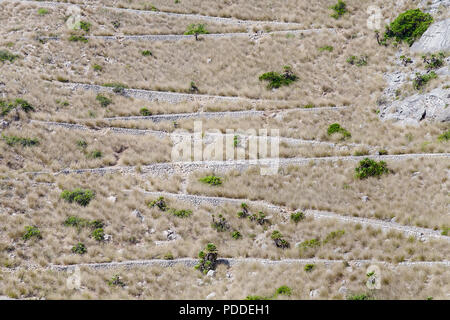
[330,0,347,19]
[300,238,321,248]
[327,123,351,139]
[384,9,433,46]
[318,45,334,52]
[347,293,372,300]
[79,21,91,32]
[139,107,151,116]
[441,227,449,236]
[323,230,345,244]
[413,71,437,90]
[275,286,292,296]
[189,81,199,93]
[184,23,209,36]
[169,208,192,218]
[64,216,90,229]
[76,140,88,148]
[438,130,450,142]
[164,252,174,260]
[0,99,34,116]
[355,158,389,179]
[2,135,39,147]
[91,228,105,241]
[96,94,112,108]
[68,35,88,42]
[0,50,18,62]
[400,55,413,66]
[37,8,49,15]
[245,295,269,300]
[422,52,445,70]
[259,66,298,89]
[231,230,242,240]
[290,211,305,223]
[22,226,42,241]
[148,196,168,211]
[71,242,87,254]
[60,188,95,206]
[347,55,368,66]
[87,150,102,159]
[141,50,153,56]
[93,64,103,71]
[271,231,290,249]
[304,264,315,272]
[108,274,125,287]
[237,203,249,218]
[195,243,218,274]
[211,214,230,232]
[199,175,222,186]
[378,149,388,155]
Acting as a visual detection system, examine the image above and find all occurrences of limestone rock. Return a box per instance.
[411,18,450,53]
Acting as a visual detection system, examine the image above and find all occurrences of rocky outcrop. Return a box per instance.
[411,18,450,53]
[380,87,450,125]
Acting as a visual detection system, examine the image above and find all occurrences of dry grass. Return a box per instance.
[186,158,450,230]
[1,263,448,299]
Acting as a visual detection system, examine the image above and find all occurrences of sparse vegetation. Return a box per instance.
[259,66,298,89]
[22,226,42,241]
[0,49,18,62]
[60,189,95,206]
[347,55,368,66]
[96,94,112,108]
[199,175,222,186]
[2,135,39,147]
[355,158,389,179]
[412,72,437,90]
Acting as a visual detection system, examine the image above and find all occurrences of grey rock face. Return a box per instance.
[411,18,450,53]
[379,87,450,125]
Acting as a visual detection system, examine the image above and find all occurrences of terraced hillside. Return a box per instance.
[0,0,449,300]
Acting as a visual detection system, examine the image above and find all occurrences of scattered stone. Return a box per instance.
[132,209,144,222]
[309,289,320,298]
[206,292,216,300]
[361,196,369,202]
[163,229,180,241]
[206,270,216,278]
[338,286,348,295]
[104,234,113,242]
[107,196,117,203]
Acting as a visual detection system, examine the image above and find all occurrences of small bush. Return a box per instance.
[231,230,242,240]
[64,216,90,229]
[184,24,209,36]
[108,274,125,287]
[68,35,88,42]
[245,296,269,300]
[378,149,388,155]
[441,227,449,236]
[164,252,174,260]
[79,21,91,32]
[413,71,437,90]
[77,140,88,148]
[195,243,218,274]
[22,226,42,241]
[237,203,249,218]
[249,211,268,225]
[71,242,87,254]
[148,196,168,211]
[384,9,433,46]
[355,158,389,179]
[169,208,192,218]
[60,188,95,206]
[330,0,347,19]
[275,286,292,296]
[327,123,351,139]
[422,52,445,70]
[347,55,368,66]
[323,230,345,244]
[211,214,230,232]
[271,231,290,249]
[96,94,112,108]
[0,50,18,62]
[304,264,315,272]
[300,238,321,248]
[37,8,49,15]
[438,130,450,142]
[91,228,105,241]
[141,50,153,56]
[189,81,199,93]
[93,64,103,71]
[87,150,102,159]
[347,293,372,300]
[199,175,222,186]
[291,211,305,223]
[318,45,333,52]
[2,135,39,147]
[0,99,34,116]
[259,66,298,89]
[140,107,151,116]
[400,55,413,66]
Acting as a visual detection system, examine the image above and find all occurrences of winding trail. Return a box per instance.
[47,258,450,272]
[137,190,450,241]
[7,0,311,28]
[25,153,450,177]
[36,28,335,42]
[31,120,377,151]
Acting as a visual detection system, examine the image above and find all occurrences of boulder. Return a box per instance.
[411,18,450,53]
[380,87,450,125]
